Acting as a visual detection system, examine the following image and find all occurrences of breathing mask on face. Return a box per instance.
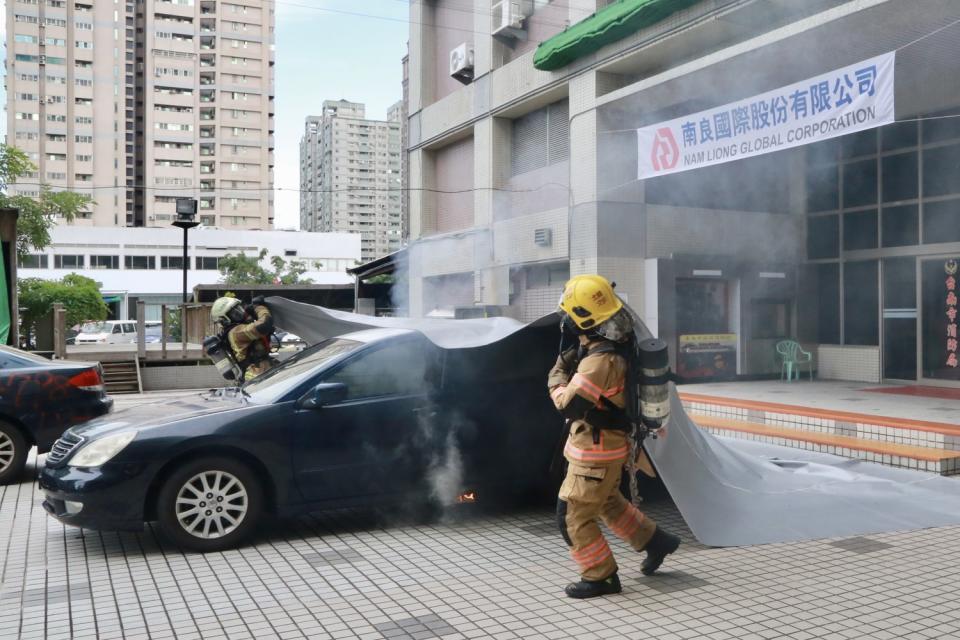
[593,308,634,343]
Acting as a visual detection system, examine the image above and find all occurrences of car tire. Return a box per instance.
[156,456,263,552]
[0,421,28,486]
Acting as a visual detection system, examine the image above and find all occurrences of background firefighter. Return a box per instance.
[548,274,681,599]
[209,296,277,381]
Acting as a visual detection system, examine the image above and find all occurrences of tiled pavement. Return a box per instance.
[3,454,960,639]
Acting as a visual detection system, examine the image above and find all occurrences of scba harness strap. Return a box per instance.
[579,341,633,444]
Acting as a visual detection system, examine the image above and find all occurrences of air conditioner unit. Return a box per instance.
[492,0,532,41]
[449,43,474,85]
[38,54,46,65]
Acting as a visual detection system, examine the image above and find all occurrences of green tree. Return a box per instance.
[218,249,314,285]
[19,274,108,338]
[0,145,95,259]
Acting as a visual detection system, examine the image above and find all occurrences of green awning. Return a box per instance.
[533,0,702,71]
[102,295,122,304]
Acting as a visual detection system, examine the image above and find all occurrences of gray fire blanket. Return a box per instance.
[267,297,960,547]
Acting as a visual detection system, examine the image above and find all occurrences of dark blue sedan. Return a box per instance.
[40,327,561,551]
[0,345,113,484]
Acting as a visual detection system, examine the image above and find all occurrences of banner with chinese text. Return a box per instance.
[636,52,895,179]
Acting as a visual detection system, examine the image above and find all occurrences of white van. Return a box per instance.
[75,320,138,344]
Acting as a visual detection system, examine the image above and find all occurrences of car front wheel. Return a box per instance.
[156,456,263,552]
[0,421,28,485]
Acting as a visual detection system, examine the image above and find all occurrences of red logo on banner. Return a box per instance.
[651,127,680,171]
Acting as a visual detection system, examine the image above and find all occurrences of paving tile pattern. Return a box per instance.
[3,451,960,639]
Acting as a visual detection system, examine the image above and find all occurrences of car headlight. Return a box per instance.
[69,431,138,468]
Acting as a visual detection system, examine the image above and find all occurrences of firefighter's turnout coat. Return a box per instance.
[227,304,275,381]
[548,339,657,581]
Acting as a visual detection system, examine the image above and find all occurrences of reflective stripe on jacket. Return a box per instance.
[548,340,630,464]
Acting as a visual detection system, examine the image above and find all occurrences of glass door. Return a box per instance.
[882,257,917,380]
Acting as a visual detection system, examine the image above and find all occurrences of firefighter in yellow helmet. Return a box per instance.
[210,295,276,381]
[548,274,680,598]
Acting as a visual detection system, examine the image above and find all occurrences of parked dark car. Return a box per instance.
[0,345,113,484]
[40,326,563,551]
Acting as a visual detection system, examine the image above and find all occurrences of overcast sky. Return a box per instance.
[273,0,409,229]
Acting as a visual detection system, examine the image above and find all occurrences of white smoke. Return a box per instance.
[426,431,465,507]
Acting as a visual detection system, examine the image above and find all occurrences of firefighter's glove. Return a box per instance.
[559,346,581,371]
[547,357,574,389]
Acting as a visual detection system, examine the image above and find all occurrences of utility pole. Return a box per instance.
[172,198,200,304]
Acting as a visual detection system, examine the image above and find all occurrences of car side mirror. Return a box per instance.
[298,382,348,410]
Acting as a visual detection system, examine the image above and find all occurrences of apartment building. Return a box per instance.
[407,0,960,385]
[299,100,402,262]
[6,0,275,229]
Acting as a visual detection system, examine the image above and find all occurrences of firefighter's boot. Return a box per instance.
[564,572,622,599]
[641,527,681,575]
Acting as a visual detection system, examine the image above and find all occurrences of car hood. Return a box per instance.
[71,390,247,439]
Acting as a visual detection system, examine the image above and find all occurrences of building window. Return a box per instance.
[90,255,119,269]
[18,254,48,269]
[510,99,569,176]
[807,215,839,260]
[843,260,879,346]
[842,159,877,209]
[922,143,960,199]
[124,255,156,270]
[160,256,184,270]
[54,254,84,269]
[815,263,840,344]
[922,199,960,245]
[195,256,220,270]
[843,210,878,251]
[881,204,919,247]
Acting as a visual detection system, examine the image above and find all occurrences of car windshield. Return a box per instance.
[80,321,108,334]
[242,337,361,403]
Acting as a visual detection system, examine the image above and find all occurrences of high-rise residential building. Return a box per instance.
[299,100,402,262]
[6,0,275,229]
[299,115,322,233]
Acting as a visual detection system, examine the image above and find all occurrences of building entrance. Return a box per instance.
[675,278,737,381]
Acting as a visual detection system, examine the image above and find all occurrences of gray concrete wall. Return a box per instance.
[141,364,225,391]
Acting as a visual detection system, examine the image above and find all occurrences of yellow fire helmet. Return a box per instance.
[558,274,623,331]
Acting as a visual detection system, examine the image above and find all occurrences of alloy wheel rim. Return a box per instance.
[0,432,14,474]
[175,470,248,539]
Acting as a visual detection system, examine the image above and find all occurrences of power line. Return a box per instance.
[6,181,572,194]
[272,0,575,37]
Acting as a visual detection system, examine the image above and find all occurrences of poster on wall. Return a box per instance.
[921,258,960,381]
[677,333,738,381]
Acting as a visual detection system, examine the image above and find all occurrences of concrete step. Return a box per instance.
[101,360,141,395]
[692,414,960,475]
[680,393,960,476]
[680,392,960,451]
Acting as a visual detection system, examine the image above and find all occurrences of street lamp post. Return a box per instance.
[172,198,200,304]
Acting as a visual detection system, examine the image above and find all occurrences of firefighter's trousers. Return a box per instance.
[557,460,657,581]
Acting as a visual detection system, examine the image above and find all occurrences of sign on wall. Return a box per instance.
[921,257,960,381]
[636,52,896,179]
